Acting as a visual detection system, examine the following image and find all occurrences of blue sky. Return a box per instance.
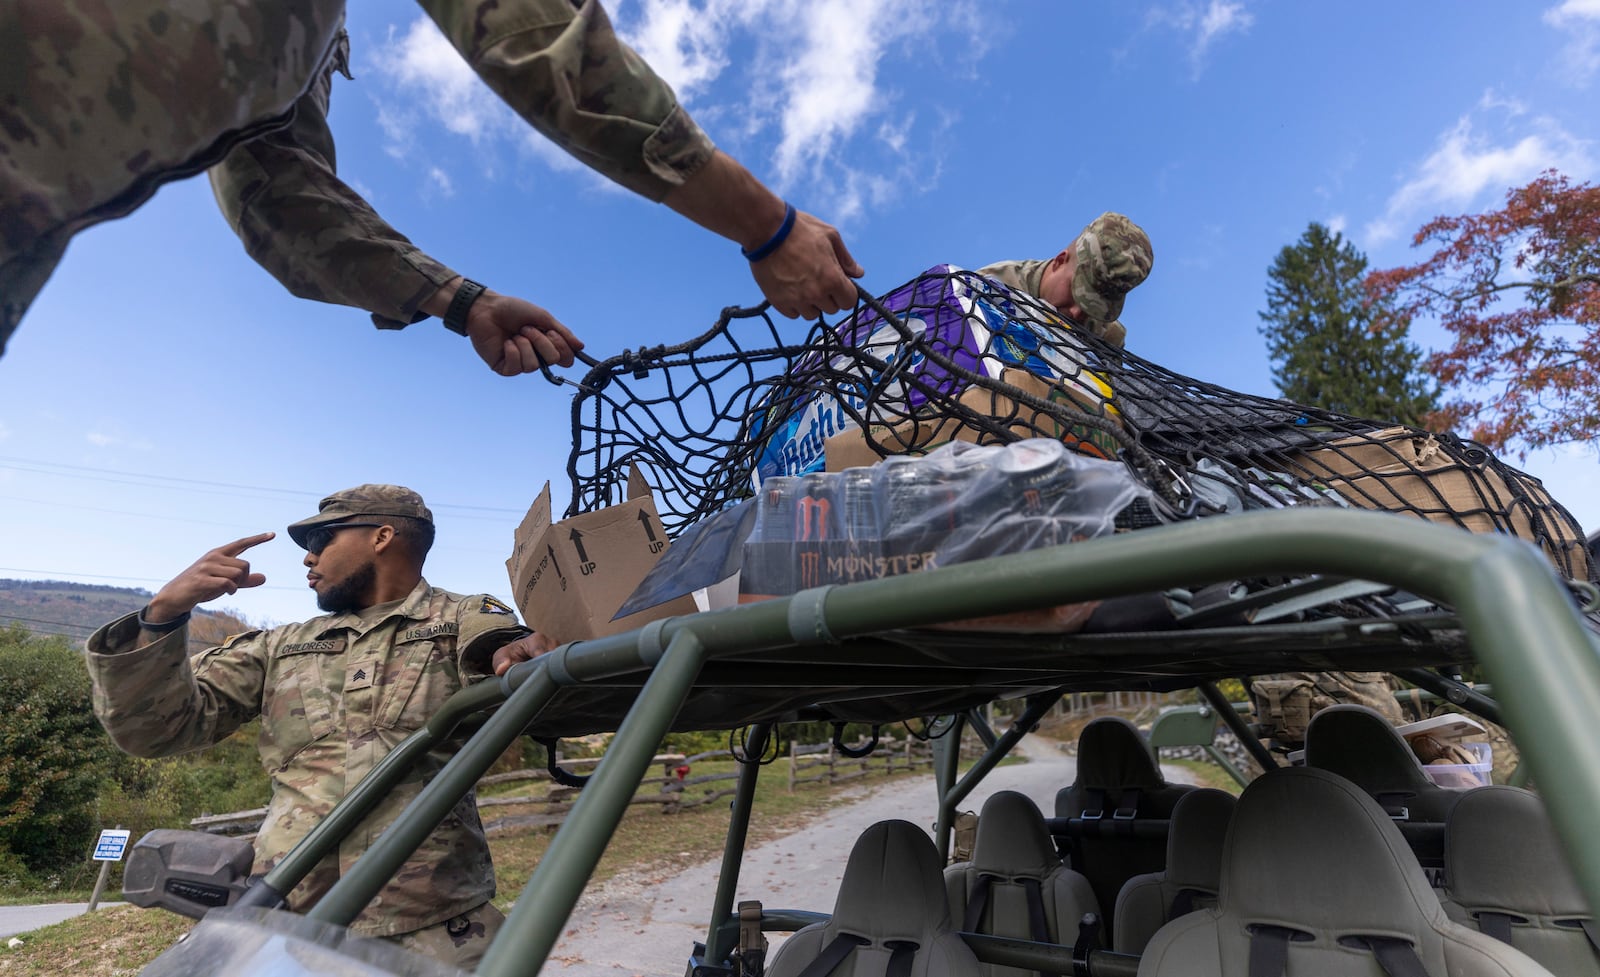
[2,0,1598,631]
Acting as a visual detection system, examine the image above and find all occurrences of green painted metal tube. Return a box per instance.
[260,678,508,900]
[935,696,1056,857]
[1199,681,1277,772]
[931,713,967,861]
[1392,667,1502,725]
[704,722,773,962]
[962,933,1139,977]
[476,630,709,977]
[306,670,558,926]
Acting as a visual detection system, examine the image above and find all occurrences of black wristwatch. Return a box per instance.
[443,279,487,336]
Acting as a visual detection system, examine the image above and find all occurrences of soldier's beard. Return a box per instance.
[317,561,377,613]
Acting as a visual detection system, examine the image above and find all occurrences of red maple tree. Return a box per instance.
[1366,170,1600,453]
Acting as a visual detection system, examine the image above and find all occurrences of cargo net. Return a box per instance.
[561,265,1594,584]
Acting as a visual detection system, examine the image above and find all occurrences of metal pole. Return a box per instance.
[938,697,1056,849]
[704,722,773,962]
[1198,681,1277,773]
[86,824,121,913]
[477,630,709,977]
[1392,667,1503,726]
[243,679,509,909]
[307,670,558,926]
[931,714,967,862]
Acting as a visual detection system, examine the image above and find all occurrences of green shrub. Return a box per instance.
[0,626,122,875]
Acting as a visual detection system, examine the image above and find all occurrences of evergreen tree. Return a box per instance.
[1259,222,1438,426]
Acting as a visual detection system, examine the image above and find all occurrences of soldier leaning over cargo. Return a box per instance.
[0,0,862,369]
[84,485,554,969]
[978,212,1155,349]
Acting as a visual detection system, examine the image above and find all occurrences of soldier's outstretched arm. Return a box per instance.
[208,30,580,376]
[660,150,863,320]
[417,0,862,319]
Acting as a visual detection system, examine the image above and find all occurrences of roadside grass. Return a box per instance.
[0,756,940,977]
[1160,756,1246,795]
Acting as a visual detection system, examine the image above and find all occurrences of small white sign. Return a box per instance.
[93,829,131,862]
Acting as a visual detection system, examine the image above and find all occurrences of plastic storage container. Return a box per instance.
[1419,741,1492,789]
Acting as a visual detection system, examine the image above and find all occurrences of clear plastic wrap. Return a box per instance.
[620,438,1152,633]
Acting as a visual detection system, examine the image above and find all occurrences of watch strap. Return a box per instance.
[443,279,487,336]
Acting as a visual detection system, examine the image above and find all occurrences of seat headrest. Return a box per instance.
[970,791,1059,879]
[1075,717,1166,790]
[830,820,952,942]
[1164,788,1236,894]
[1303,705,1437,798]
[1221,767,1443,934]
[1446,786,1590,919]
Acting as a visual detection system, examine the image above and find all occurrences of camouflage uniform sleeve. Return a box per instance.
[417,0,716,201]
[454,594,531,679]
[85,612,268,759]
[207,30,459,331]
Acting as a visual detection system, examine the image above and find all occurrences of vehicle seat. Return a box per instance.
[1442,785,1600,975]
[1055,717,1195,930]
[767,819,981,977]
[1112,788,1236,955]
[1303,705,1461,823]
[1138,766,1554,975]
[944,790,1099,972]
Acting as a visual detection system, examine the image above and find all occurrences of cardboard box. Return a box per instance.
[824,367,1123,472]
[506,469,700,643]
[1288,427,1591,581]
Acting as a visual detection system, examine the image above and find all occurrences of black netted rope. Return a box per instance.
[554,267,1594,584]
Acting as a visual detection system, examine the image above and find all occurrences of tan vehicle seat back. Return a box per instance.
[1054,717,1194,930]
[1443,786,1600,976]
[767,820,981,977]
[1136,767,1555,977]
[944,790,1098,975]
[1112,787,1236,955]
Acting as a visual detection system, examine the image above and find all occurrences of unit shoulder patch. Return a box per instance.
[478,596,515,616]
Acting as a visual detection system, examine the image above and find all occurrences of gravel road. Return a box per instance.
[541,736,1196,976]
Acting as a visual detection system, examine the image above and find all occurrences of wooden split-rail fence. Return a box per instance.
[189,735,936,839]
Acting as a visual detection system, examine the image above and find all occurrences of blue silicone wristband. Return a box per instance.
[742,203,797,262]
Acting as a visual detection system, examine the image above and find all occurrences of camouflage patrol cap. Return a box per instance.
[1072,212,1154,329]
[286,484,434,548]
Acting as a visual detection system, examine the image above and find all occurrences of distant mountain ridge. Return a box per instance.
[0,578,251,647]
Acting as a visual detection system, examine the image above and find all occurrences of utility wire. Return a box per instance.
[0,455,526,515]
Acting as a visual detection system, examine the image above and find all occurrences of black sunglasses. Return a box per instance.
[304,522,384,555]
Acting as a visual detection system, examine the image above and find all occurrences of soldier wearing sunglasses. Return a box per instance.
[83,483,552,967]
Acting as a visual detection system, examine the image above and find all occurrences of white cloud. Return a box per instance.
[1362,104,1597,247]
[86,432,115,447]
[1545,0,1600,85]
[427,167,455,198]
[1326,214,1347,236]
[364,2,984,223]
[622,0,755,102]
[1146,1,1255,78]
[381,19,509,145]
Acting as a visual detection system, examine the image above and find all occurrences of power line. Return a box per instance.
[0,565,311,590]
[0,455,528,515]
[0,613,98,632]
[0,493,253,529]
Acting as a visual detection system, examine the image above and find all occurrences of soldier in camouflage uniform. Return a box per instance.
[1,0,861,367]
[85,484,552,969]
[978,212,1155,349]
